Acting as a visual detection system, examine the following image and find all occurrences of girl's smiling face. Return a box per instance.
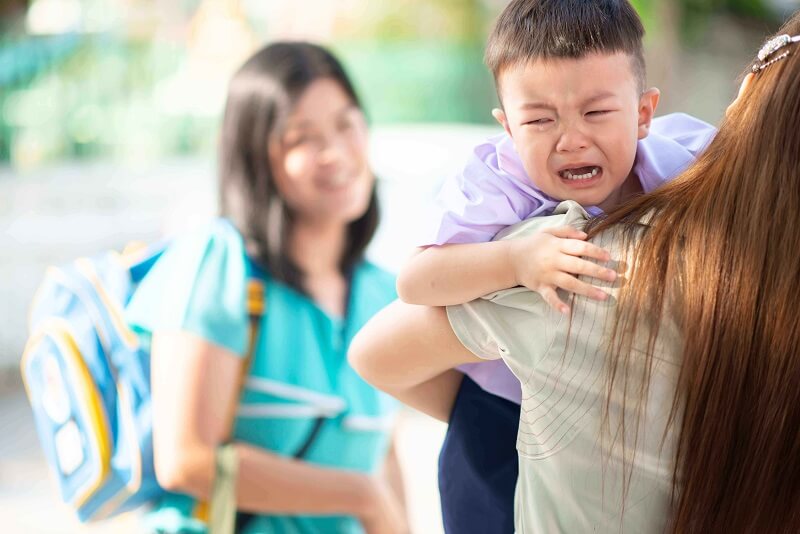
[269,77,373,226]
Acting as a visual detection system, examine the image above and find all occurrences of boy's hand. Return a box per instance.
[508,226,617,314]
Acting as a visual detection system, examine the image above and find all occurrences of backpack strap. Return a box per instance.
[221,278,265,441]
[212,277,327,533]
[228,279,324,456]
[228,279,326,534]
[203,279,266,532]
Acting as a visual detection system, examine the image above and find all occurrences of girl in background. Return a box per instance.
[127,42,408,534]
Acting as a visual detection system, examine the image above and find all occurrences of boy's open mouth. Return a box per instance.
[558,166,601,181]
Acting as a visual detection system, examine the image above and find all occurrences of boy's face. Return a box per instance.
[494,52,659,210]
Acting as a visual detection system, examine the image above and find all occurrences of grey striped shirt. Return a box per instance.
[448,201,683,533]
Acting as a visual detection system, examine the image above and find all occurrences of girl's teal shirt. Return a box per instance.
[125,218,398,534]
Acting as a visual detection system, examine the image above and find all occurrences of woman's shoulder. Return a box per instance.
[588,213,653,257]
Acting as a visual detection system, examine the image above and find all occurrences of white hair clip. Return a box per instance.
[753,34,800,73]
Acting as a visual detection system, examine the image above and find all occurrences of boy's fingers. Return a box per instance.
[544,226,588,240]
[556,255,617,282]
[559,239,611,262]
[553,273,609,302]
[536,286,570,315]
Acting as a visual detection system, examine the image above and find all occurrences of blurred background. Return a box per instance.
[1,0,798,532]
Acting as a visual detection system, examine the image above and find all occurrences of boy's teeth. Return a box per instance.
[562,167,599,180]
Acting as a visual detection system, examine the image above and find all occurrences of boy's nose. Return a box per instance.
[555,127,590,153]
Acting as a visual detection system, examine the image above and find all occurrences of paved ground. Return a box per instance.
[0,385,446,533]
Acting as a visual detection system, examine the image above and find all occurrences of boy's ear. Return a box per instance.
[492,108,513,138]
[636,87,660,140]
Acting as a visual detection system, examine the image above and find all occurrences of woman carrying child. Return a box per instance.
[351,10,800,534]
[394,1,713,532]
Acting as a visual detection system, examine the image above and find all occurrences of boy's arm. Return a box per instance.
[348,300,481,420]
[388,370,463,423]
[397,227,618,313]
[407,137,529,306]
[397,241,517,306]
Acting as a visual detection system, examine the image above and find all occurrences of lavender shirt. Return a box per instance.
[424,113,715,404]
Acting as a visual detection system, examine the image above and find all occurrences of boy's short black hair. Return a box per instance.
[486,0,646,93]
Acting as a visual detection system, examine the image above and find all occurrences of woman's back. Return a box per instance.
[448,201,684,532]
[585,15,800,530]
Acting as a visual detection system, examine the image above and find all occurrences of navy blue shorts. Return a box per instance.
[438,375,520,534]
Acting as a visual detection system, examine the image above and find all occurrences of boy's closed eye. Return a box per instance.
[585,109,615,118]
[522,118,554,126]
[521,111,615,126]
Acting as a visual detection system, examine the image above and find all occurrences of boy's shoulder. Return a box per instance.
[651,112,715,141]
[451,131,529,196]
[635,113,717,190]
[649,113,717,159]
[464,131,515,178]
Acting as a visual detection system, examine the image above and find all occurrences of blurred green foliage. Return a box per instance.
[0,0,791,168]
[335,41,496,124]
[0,32,217,168]
[632,0,780,42]
[341,0,489,44]
[333,0,497,123]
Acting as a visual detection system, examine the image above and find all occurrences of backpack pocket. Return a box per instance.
[22,319,116,516]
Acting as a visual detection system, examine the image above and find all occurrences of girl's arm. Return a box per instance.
[397,227,616,313]
[150,331,407,533]
[348,300,481,421]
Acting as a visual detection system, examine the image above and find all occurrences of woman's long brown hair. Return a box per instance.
[586,12,800,533]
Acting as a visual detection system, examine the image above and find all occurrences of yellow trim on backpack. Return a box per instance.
[81,386,144,519]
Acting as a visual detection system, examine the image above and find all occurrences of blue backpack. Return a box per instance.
[19,243,264,522]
